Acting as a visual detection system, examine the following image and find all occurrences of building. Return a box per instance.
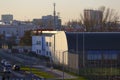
[33,15,61,30]
[32,31,68,65]
[66,32,120,73]
[32,31,120,73]
[84,9,103,24]
[0,24,38,38]
[0,22,41,47]
[0,24,37,49]
[32,19,42,26]
[1,14,13,24]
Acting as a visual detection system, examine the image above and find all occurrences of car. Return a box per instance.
[12,64,20,71]
[4,63,12,67]
[1,59,6,65]
[4,61,11,67]
[3,66,11,73]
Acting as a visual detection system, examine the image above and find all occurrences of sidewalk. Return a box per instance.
[33,65,78,79]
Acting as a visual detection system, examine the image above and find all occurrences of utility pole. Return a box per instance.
[83,32,85,67]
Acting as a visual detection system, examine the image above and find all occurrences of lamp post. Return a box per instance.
[83,27,86,68]
[83,31,85,67]
[62,50,68,80]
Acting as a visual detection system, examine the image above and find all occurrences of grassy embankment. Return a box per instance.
[21,66,87,80]
[21,67,55,79]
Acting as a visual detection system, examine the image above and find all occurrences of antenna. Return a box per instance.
[53,3,56,17]
[53,3,56,30]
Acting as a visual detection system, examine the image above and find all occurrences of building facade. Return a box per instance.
[33,15,61,30]
[1,14,13,24]
[32,31,68,65]
[32,31,120,73]
[84,9,103,24]
[66,32,120,70]
[0,23,39,38]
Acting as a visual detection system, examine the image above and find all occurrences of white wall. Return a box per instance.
[32,36,42,55]
[32,31,68,65]
[54,31,68,65]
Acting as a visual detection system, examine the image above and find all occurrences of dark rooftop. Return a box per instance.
[65,32,120,52]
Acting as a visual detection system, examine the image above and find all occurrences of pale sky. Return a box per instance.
[0,0,120,24]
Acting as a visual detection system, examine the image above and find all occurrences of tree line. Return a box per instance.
[64,6,120,32]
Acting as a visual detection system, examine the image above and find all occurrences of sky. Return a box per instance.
[0,0,120,24]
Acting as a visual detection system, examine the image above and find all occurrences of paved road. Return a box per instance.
[0,49,77,80]
[0,49,44,80]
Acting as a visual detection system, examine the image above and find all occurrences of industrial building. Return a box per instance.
[66,32,120,73]
[32,31,120,73]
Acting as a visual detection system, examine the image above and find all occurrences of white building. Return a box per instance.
[32,31,68,65]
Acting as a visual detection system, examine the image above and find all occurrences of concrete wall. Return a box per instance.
[68,53,79,73]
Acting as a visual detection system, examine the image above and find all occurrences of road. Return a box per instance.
[0,49,44,80]
[0,49,77,80]
[0,65,43,80]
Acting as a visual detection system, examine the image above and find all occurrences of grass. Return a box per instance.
[21,67,55,79]
[21,66,87,80]
[57,77,87,80]
[63,77,88,80]
[60,67,120,80]
[79,67,120,76]
[20,67,120,80]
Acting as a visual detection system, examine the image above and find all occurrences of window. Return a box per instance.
[103,51,117,60]
[46,51,51,56]
[37,49,39,54]
[49,42,51,47]
[87,50,118,60]
[39,50,41,54]
[46,51,49,55]
[49,51,51,56]
[46,42,49,46]
[87,51,102,60]
[36,41,41,45]
[46,42,51,47]
[3,31,5,34]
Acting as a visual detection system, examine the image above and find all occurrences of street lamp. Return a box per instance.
[83,31,85,67]
[62,50,68,80]
[83,27,86,67]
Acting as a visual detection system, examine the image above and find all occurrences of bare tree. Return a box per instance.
[80,6,119,32]
[99,6,119,23]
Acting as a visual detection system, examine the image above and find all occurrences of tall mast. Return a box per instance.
[53,3,56,30]
[53,3,56,17]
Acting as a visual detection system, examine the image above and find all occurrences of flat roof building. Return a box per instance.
[1,14,13,24]
[32,31,120,74]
